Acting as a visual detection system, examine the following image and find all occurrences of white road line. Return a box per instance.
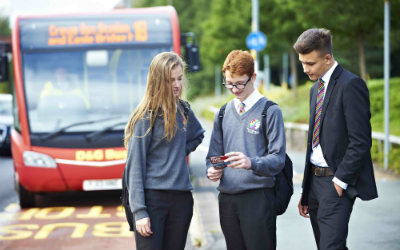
[5,203,20,212]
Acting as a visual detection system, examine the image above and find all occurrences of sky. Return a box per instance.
[0,0,121,26]
[0,0,10,17]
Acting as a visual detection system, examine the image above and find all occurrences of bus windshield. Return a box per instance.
[23,47,168,134]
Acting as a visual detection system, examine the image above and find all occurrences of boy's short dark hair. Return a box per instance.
[293,28,332,56]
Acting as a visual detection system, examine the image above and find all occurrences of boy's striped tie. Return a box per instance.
[312,79,325,148]
[238,102,246,115]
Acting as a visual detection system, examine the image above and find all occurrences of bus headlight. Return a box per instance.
[23,151,57,168]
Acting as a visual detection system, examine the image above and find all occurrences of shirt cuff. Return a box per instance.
[250,158,257,171]
[332,177,348,190]
[134,209,149,221]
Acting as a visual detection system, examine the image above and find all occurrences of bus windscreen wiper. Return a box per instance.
[85,121,126,142]
[40,116,122,141]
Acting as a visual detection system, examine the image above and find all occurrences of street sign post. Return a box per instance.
[246,31,267,52]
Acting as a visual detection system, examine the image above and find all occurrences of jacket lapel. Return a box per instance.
[309,83,318,133]
[320,64,343,125]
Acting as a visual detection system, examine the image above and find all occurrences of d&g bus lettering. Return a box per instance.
[75,149,127,161]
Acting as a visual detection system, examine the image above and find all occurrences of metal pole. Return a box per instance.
[263,54,270,91]
[282,53,288,86]
[252,0,259,87]
[124,0,131,8]
[384,0,390,171]
[215,65,221,96]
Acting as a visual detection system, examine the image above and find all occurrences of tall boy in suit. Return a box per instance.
[294,28,378,250]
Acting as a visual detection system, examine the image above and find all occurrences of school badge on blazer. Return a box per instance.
[247,119,261,134]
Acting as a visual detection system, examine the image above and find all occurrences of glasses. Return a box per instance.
[222,76,251,89]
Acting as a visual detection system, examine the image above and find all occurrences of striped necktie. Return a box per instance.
[238,102,246,115]
[312,79,325,148]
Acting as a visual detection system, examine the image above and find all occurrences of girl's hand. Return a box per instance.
[136,217,153,237]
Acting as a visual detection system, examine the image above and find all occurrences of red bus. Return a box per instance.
[9,6,200,207]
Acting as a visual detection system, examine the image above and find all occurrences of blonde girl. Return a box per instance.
[124,52,204,250]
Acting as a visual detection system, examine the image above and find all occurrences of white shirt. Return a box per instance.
[233,89,264,114]
[310,61,348,190]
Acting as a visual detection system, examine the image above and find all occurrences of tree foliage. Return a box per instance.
[0,17,10,36]
[133,0,400,99]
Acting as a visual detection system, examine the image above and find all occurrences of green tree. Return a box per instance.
[0,17,10,36]
[288,0,385,81]
[201,0,251,65]
[132,0,400,98]
[0,17,11,93]
[199,0,279,98]
[261,0,307,98]
[134,0,212,99]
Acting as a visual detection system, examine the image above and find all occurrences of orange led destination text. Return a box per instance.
[48,21,148,46]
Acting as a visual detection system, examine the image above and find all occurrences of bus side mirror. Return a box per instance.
[0,55,9,82]
[181,33,201,73]
[0,42,10,82]
[185,43,201,72]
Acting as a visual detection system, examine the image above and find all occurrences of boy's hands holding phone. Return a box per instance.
[207,167,223,182]
[209,156,229,169]
[225,152,251,170]
[208,156,228,181]
[207,152,251,181]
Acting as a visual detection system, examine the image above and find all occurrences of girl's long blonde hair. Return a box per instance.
[124,52,186,148]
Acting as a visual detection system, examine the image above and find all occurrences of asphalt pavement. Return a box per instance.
[0,156,18,209]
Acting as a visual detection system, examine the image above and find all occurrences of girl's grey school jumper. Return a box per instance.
[206,97,286,194]
[126,103,205,221]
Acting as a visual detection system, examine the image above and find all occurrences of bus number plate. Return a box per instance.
[83,178,122,191]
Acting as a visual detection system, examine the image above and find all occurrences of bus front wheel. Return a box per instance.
[18,183,36,208]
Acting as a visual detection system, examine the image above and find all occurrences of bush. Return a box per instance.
[264,82,313,123]
[368,78,400,135]
[368,77,400,173]
[0,82,10,93]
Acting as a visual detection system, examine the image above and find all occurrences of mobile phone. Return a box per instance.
[209,156,229,169]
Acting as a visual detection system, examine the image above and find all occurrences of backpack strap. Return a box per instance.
[261,100,277,147]
[218,103,228,140]
[179,99,191,119]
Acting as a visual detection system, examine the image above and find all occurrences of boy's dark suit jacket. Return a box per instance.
[301,64,378,205]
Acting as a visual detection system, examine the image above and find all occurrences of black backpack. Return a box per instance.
[120,100,191,231]
[218,100,293,216]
